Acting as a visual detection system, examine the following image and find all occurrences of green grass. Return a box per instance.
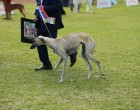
[0,3,140,110]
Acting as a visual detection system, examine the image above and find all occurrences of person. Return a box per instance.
[86,0,93,13]
[34,0,64,71]
[3,0,11,19]
[70,0,81,13]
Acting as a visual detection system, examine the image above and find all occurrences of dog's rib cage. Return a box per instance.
[60,32,95,55]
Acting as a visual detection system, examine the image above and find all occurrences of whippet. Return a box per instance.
[30,32,104,83]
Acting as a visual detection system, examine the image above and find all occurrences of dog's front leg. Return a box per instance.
[54,58,63,73]
[59,57,68,83]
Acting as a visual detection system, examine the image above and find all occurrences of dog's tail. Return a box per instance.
[17,4,26,18]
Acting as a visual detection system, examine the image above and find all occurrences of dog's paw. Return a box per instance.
[100,71,104,77]
[101,73,105,76]
[87,76,91,79]
[55,69,62,73]
[58,79,64,83]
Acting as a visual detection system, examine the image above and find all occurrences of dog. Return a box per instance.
[2,0,25,19]
[30,32,104,83]
[9,4,25,18]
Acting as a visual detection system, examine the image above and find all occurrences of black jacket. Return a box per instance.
[35,0,64,31]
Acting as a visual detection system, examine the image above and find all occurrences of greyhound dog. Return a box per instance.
[30,32,104,83]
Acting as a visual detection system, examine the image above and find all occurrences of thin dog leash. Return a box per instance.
[44,23,53,38]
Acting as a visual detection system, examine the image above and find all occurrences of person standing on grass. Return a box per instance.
[86,0,94,13]
[70,0,81,13]
[33,0,64,71]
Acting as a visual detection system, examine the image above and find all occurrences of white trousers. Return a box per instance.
[73,0,81,13]
[86,0,93,12]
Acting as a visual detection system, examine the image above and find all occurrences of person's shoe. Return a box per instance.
[35,65,52,71]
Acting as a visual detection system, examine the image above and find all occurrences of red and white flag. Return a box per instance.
[37,5,55,24]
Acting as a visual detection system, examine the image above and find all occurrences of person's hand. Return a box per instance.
[33,18,38,23]
[37,3,41,6]
[39,5,44,8]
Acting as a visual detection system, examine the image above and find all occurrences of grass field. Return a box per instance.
[0,2,140,110]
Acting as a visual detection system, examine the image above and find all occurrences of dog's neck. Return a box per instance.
[43,37,55,49]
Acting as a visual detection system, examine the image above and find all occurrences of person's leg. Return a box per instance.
[70,0,74,12]
[37,45,52,67]
[73,0,79,13]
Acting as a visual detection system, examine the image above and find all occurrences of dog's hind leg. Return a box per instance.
[82,53,93,79]
[81,44,93,79]
[20,10,25,18]
[87,54,104,76]
[19,7,25,18]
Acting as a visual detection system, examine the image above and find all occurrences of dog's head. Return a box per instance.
[30,36,45,49]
